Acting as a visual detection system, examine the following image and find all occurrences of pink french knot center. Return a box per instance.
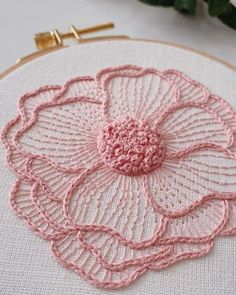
[97,117,166,176]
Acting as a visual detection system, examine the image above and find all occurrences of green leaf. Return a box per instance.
[139,0,175,6]
[208,0,229,16]
[218,4,236,29]
[174,0,197,15]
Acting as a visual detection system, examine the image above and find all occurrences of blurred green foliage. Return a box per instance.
[139,0,236,29]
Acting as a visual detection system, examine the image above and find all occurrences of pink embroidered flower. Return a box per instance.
[2,65,236,289]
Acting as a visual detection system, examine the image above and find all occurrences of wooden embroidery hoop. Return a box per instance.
[1,22,235,79]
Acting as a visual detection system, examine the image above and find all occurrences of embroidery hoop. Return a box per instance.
[1,25,236,294]
[0,36,236,80]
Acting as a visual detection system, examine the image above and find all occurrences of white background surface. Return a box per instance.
[0,0,236,72]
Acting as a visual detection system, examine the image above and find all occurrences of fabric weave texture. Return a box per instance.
[2,65,236,289]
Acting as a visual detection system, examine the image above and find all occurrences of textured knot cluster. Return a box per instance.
[97,118,166,176]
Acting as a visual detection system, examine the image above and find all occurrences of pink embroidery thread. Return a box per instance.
[2,65,236,289]
[97,118,166,176]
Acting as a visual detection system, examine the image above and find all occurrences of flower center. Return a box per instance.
[97,118,166,176]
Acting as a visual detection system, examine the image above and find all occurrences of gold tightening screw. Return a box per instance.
[34,22,115,50]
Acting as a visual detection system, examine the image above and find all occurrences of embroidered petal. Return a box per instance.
[163,69,209,103]
[27,158,79,201]
[158,200,228,243]
[97,66,178,121]
[3,116,21,147]
[79,231,171,270]
[151,241,213,270]
[96,65,143,86]
[51,231,151,289]
[11,179,68,240]
[57,76,98,101]
[146,148,236,216]
[1,116,29,177]
[206,95,236,132]
[64,165,167,246]
[2,86,63,175]
[159,104,233,152]
[205,95,236,154]
[15,98,104,172]
[19,86,61,123]
[19,78,98,123]
[221,200,236,236]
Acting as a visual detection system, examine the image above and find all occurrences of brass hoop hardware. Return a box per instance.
[34,22,115,50]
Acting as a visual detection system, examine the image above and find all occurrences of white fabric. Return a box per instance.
[0,40,236,295]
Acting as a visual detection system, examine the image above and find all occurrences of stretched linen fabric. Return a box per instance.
[0,40,236,294]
